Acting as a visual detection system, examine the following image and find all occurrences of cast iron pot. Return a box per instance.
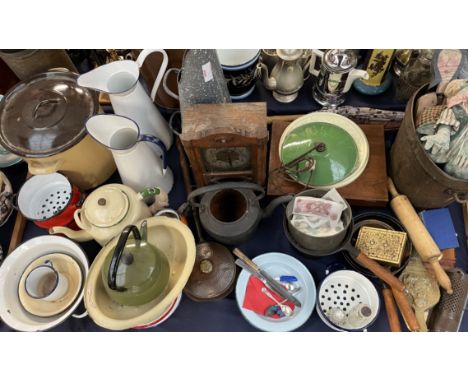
[188,182,292,245]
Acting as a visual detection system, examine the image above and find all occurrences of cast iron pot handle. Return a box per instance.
[108,225,141,291]
[162,68,181,101]
[168,111,182,136]
[187,182,265,208]
[325,262,347,276]
[453,192,468,204]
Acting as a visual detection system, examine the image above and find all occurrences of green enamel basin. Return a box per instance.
[279,112,369,189]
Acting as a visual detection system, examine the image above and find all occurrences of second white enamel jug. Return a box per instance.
[86,114,174,194]
[78,49,173,150]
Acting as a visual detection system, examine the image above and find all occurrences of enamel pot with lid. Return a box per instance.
[0,71,116,190]
[49,184,157,246]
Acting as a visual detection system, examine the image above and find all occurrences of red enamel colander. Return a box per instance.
[17,172,81,229]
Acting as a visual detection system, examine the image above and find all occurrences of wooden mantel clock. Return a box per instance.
[180,102,268,186]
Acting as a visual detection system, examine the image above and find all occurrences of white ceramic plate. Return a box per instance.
[235,252,316,332]
[0,236,89,331]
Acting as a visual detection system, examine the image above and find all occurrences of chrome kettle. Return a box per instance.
[310,49,368,107]
[258,49,308,103]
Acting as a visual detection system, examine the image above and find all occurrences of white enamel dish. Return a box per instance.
[235,252,316,332]
[0,236,89,331]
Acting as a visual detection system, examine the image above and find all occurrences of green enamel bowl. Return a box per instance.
[279,112,369,189]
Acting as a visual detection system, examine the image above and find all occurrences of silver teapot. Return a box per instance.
[311,49,368,107]
[258,49,308,103]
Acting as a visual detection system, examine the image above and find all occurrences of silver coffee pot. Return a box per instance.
[311,49,368,107]
[258,49,308,103]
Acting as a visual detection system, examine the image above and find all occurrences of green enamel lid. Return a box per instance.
[280,122,358,187]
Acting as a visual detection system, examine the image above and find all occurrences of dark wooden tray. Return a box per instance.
[267,121,388,207]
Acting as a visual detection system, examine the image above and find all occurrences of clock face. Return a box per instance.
[202,147,251,172]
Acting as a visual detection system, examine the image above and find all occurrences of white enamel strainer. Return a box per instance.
[316,270,380,331]
[17,172,73,221]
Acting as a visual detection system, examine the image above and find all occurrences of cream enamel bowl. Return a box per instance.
[0,236,88,331]
[84,216,196,330]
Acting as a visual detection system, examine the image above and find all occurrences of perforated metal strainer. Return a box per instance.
[18,173,73,221]
[317,270,380,331]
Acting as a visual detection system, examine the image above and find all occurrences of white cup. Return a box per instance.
[25,260,68,302]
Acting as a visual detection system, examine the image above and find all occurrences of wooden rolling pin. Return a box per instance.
[388,178,453,294]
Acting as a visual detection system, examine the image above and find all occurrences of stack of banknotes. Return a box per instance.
[291,189,347,237]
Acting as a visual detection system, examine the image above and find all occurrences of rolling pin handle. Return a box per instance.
[387,177,400,198]
[430,260,453,294]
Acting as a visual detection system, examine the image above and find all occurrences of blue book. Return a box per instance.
[419,208,459,250]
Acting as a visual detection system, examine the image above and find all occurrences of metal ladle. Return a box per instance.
[261,287,293,317]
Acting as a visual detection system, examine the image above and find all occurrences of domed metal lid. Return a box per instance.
[277,49,303,61]
[184,242,236,301]
[83,186,130,228]
[323,49,358,72]
[0,71,98,158]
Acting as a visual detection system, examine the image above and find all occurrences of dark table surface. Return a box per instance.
[1,75,467,332]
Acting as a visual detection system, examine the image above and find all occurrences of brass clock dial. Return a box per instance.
[202,147,251,172]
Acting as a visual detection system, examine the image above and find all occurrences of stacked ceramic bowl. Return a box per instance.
[0,236,88,331]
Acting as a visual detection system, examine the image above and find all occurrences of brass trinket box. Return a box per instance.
[355,226,407,266]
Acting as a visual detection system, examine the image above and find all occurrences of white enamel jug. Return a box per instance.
[77,49,173,150]
[86,114,174,194]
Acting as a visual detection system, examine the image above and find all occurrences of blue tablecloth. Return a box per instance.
[1,76,467,332]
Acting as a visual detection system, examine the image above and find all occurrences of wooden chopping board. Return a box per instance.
[267,121,388,207]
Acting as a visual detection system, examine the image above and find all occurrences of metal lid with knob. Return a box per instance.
[276,49,304,62]
[183,242,237,301]
[0,71,98,158]
[83,186,130,228]
[323,49,358,73]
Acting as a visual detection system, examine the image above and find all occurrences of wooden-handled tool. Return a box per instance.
[353,252,406,292]
[392,287,421,332]
[387,178,453,294]
[382,283,402,332]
